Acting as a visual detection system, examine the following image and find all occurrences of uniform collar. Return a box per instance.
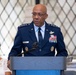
[34,23,45,32]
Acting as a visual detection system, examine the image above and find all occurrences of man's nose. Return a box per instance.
[35,14,39,18]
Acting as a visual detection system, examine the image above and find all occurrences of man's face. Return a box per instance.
[32,6,48,27]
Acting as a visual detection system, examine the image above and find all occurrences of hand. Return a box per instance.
[0,57,2,60]
[5,71,11,75]
[7,60,11,70]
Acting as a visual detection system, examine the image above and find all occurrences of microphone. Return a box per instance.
[32,42,38,49]
[18,42,38,56]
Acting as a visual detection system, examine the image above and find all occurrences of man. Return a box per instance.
[8,4,68,75]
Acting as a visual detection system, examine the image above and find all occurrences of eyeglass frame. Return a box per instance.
[32,12,47,17]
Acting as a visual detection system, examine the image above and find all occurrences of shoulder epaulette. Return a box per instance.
[48,23,59,28]
[19,23,30,28]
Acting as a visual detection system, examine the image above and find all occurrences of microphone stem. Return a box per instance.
[18,48,36,56]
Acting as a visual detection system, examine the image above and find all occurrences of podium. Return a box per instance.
[10,57,66,75]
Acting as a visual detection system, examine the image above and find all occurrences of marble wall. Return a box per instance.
[0,0,76,58]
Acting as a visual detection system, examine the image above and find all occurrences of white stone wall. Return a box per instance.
[0,0,76,73]
[0,0,76,59]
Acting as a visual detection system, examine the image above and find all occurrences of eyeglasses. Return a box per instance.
[32,12,46,17]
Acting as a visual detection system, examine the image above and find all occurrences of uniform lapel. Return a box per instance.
[41,23,50,48]
[29,22,37,42]
[28,22,51,48]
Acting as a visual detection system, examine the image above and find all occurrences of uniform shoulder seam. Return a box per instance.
[48,23,59,28]
[19,23,30,28]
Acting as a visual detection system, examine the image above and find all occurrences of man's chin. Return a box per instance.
[34,23,40,26]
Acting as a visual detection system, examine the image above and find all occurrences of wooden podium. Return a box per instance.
[10,57,67,75]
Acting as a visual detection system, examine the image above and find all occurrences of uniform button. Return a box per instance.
[39,49,41,51]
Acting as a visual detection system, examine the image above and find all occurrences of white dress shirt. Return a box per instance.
[34,24,45,42]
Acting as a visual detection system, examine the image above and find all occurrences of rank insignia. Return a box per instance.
[31,28,33,30]
[46,29,48,31]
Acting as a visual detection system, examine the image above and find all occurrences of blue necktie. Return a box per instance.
[38,27,43,48]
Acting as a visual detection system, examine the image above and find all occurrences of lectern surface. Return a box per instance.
[10,57,66,75]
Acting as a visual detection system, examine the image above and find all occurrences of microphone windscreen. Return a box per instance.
[32,42,38,48]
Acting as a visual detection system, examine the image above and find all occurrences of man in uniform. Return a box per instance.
[8,4,68,75]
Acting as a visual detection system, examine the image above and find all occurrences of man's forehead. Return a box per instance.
[34,4,46,8]
[33,6,43,10]
[33,7,46,13]
[33,10,44,13]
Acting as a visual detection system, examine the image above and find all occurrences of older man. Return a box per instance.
[8,4,68,75]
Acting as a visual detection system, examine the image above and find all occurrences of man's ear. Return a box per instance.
[45,14,48,19]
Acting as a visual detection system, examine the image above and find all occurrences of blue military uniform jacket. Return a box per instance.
[8,21,68,59]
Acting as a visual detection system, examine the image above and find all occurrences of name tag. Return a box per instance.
[23,41,29,44]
